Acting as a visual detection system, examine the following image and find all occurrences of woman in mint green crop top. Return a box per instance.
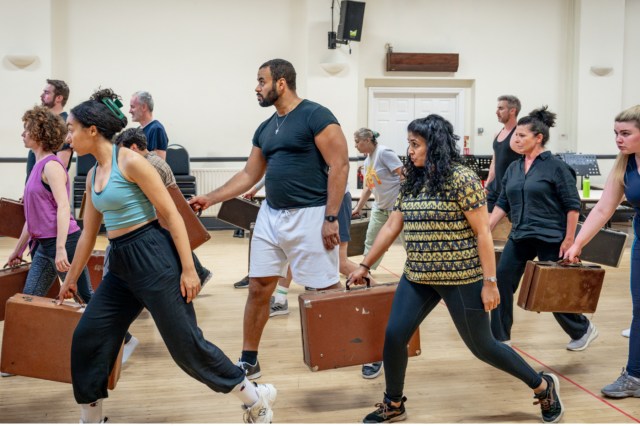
[55,89,266,423]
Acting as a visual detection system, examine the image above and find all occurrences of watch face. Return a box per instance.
[326,215,337,222]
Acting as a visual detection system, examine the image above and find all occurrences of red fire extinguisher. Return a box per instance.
[357,165,364,189]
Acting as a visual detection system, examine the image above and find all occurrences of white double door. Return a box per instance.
[368,87,465,156]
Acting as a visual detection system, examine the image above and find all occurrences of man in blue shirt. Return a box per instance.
[129,91,168,160]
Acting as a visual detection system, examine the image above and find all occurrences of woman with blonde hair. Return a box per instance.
[565,105,640,398]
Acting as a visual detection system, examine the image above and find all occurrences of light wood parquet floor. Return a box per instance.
[0,224,638,424]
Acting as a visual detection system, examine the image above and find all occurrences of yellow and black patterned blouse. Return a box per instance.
[394,164,486,286]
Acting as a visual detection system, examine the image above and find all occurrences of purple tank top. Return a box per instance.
[23,154,79,239]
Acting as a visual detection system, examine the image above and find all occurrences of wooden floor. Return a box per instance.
[0,225,639,424]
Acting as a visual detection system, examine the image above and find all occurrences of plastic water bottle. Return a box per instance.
[583,175,591,198]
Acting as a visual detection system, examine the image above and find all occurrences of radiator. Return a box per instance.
[191,168,241,216]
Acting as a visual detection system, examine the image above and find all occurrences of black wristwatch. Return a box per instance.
[325,215,338,223]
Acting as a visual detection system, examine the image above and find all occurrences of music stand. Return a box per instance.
[558,153,600,177]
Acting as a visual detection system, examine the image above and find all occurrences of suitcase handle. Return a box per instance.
[2,259,29,270]
[551,259,601,269]
[345,276,371,291]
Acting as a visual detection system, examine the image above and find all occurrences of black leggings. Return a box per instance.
[384,275,543,401]
[491,237,589,342]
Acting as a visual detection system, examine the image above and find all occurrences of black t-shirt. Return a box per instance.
[252,99,339,209]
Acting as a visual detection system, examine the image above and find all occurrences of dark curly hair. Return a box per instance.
[22,105,67,152]
[115,128,147,150]
[517,105,556,146]
[403,114,462,197]
[70,88,127,141]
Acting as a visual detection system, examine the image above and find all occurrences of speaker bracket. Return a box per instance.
[328,32,349,50]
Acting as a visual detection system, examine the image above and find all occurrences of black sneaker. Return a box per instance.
[362,362,383,379]
[234,275,250,289]
[363,395,407,423]
[534,373,564,423]
[238,359,262,380]
[199,267,213,288]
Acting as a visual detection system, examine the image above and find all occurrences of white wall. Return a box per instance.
[1,0,638,197]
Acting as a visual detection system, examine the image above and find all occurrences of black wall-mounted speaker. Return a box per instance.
[337,0,366,42]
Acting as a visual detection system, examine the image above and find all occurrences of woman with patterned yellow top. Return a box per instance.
[349,115,563,424]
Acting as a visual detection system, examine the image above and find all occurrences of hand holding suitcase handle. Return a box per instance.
[345,276,371,291]
[553,258,601,269]
[3,259,28,269]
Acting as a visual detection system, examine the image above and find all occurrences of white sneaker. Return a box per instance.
[243,383,277,423]
[122,336,139,364]
[622,328,631,338]
[566,321,599,351]
[501,340,512,347]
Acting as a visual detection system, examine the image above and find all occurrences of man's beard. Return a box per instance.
[258,83,279,107]
[42,99,54,108]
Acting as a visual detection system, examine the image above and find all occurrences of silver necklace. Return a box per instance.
[275,113,289,134]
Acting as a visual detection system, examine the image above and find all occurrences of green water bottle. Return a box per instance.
[583,175,591,198]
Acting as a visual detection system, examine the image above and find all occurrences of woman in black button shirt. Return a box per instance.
[488,106,597,350]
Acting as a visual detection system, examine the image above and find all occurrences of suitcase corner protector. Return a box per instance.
[303,300,312,308]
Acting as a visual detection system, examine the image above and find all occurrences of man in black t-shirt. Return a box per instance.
[190,59,349,379]
[485,95,522,211]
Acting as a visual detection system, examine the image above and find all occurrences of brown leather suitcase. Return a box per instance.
[299,282,421,371]
[492,216,512,242]
[158,184,211,250]
[495,246,503,265]
[0,293,123,389]
[347,217,369,257]
[87,250,106,290]
[517,260,605,314]
[575,223,628,267]
[0,198,25,239]
[0,264,58,321]
[217,197,261,231]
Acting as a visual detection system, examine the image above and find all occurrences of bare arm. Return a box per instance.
[565,173,625,261]
[352,187,372,216]
[56,148,73,170]
[43,161,73,272]
[559,210,580,257]
[349,210,404,283]
[7,222,29,266]
[315,123,349,250]
[121,151,199,303]
[485,153,497,186]
[58,170,102,301]
[464,204,499,312]
[189,146,266,212]
[488,205,507,231]
[154,149,166,160]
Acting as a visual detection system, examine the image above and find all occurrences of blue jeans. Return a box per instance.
[628,234,640,377]
[491,237,590,342]
[24,230,93,303]
[383,275,543,401]
[71,221,243,404]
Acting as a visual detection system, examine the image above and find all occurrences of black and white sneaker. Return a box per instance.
[234,275,250,289]
[534,373,564,423]
[238,360,262,380]
[362,362,383,379]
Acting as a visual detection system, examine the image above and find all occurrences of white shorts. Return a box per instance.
[249,203,339,288]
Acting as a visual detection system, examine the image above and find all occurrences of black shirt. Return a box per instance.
[496,151,581,243]
[487,127,520,196]
[252,99,339,209]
